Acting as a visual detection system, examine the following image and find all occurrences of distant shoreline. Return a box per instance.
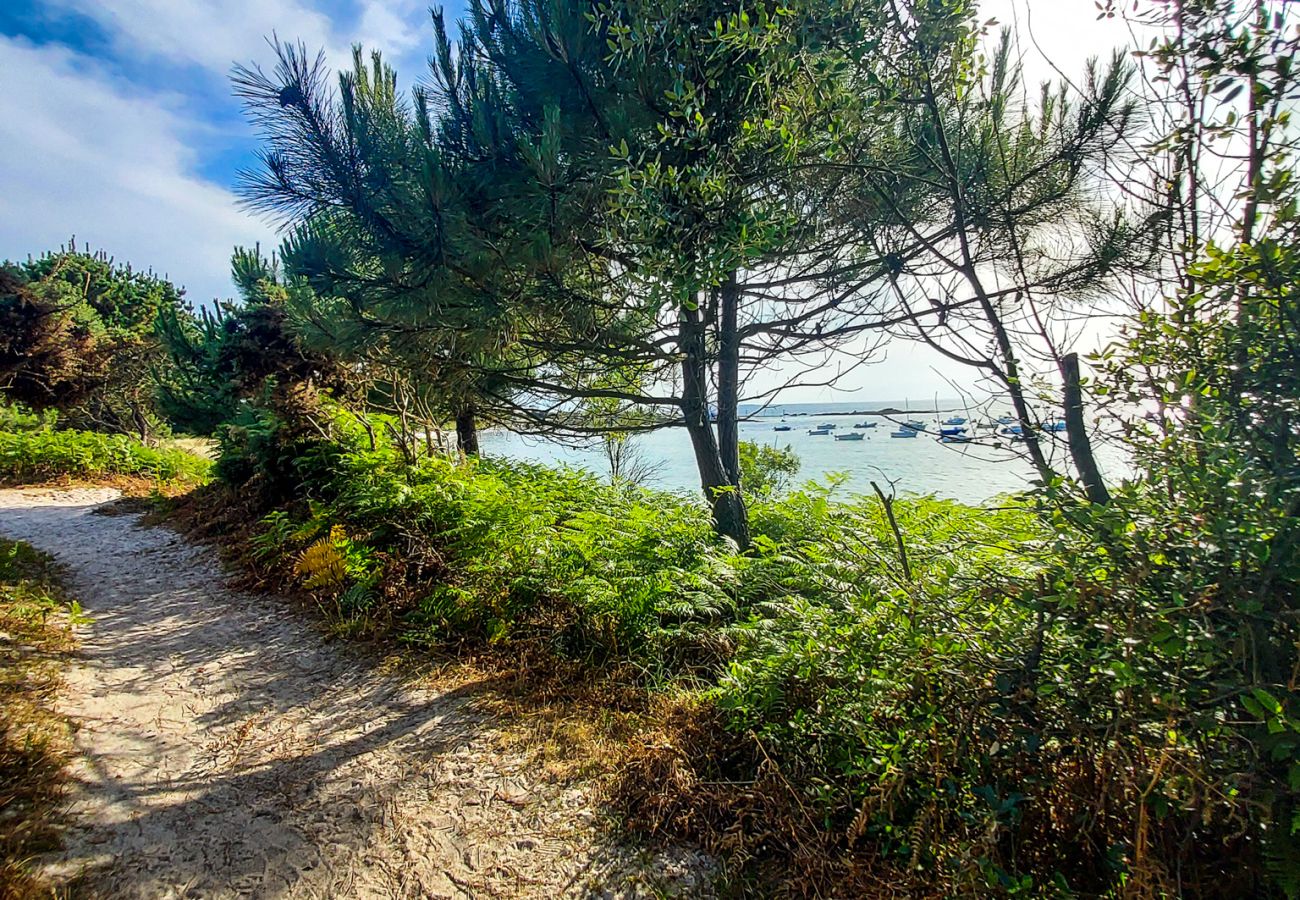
[745,406,963,418]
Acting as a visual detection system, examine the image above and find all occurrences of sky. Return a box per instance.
[0,0,1130,402]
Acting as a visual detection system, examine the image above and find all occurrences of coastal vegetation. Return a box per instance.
[0,540,81,898]
[0,0,1296,895]
[0,426,210,488]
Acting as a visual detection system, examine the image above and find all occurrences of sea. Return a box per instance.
[477,399,1130,506]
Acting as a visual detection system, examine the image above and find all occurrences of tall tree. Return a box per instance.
[839,16,1147,498]
[234,0,976,546]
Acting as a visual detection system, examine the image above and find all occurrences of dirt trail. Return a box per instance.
[0,488,711,899]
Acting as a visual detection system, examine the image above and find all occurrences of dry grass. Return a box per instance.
[0,539,79,900]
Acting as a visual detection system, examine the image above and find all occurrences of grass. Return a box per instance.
[0,539,82,899]
[0,428,211,488]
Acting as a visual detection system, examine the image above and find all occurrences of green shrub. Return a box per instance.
[0,401,56,433]
[257,443,739,660]
[738,440,800,497]
[0,429,210,485]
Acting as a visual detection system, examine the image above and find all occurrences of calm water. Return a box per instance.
[478,401,1126,505]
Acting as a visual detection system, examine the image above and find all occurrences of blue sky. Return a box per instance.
[0,0,453,303]
[0,0,1120,401]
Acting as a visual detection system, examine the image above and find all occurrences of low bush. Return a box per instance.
[0,402,57,434]
[0,428,211,486]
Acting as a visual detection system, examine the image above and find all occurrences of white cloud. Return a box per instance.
[355,0,428,60]
[49,0,428,77]
[0,35,274,304]
[0,1,437,309]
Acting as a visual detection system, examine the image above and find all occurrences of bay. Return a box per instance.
[477,399,1124,505]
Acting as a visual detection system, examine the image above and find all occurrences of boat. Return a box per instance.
[854,422,879,429]
[808,427,831,435]
[820,423,838,429]
[834,431,865,441]
[939,426,967,436]
[940,434,974,444]
[996,415,1015,425]
[1044,420,1067,432]
[943,416,967,426]
[1000,425,1024,436]
[773,424,792,432]
[890,428,919,438]
[904,419,927,431]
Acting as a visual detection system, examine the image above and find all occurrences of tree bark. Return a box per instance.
[717,273,742,485]
[1061,352,1110,505]
[680,300,751,550]
[455,402,479,456]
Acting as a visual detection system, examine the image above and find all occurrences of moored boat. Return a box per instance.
[943,416,967,425]
[890,428,919,438]
[773,424,792,431]
[834,431,865,441]
[808,426,831,435]
[854,421,878,428]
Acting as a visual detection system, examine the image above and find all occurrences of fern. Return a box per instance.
[294,526,348,592]
[1264,809,1300,899]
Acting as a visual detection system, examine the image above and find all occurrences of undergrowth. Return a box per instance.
[0,428,211,487]
[0,539,82,899]
[160,399,1297,897]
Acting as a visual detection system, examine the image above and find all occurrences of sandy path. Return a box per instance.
[0,488,711,899]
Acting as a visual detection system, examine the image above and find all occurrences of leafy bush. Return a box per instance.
[0,428,210,485]
[0,244,186,441]
[237,435,737,660]
[0,401,56,434]
[738,440,800,497]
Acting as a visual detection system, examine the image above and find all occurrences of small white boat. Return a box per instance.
[940,434,974,444]
[904,420,926,431]
[834,431,865,441]
[820,423,837,429]
[943,416,967,426]
[773,424,792,432]
[808,427,831,435]
[890,428,919,438]
[854,421,878,429]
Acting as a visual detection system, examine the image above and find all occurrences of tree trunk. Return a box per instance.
[1061,352,1110,505]
[130,400,151,446]
[455,402,479,456]
[717,272,742,485]
[680,301,751,550]
[978,295,1056,485]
